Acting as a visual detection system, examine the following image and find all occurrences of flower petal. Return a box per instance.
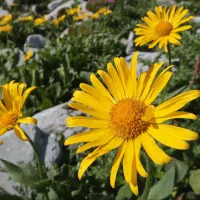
[13,124,29,141]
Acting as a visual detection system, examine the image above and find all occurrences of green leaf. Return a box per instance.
[48,188,59,200]
[89,193,112,200]
[115,183,132,200]
[148,167,175,200]
[189,169,200,194]
[0,159,35,187]
[166,159,188,182]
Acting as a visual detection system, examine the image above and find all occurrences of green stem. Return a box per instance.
[167,44,172,66]
[161,44,172,103]
[23,131,45,180]
[140,154,153,200]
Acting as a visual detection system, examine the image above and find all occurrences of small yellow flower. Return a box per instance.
[0,14,12,25]
[34,16,47,26]
[0,81,37,144]
[19,16,34,22]
[97,7,112,15]
[134,6,194,52]
[73,15,85,21]
[67,5,81,15]
[24,50,33,61]
[88,12,100,19]
[65,52,200,196]
[0,25,13,33]
[52,15,66,25]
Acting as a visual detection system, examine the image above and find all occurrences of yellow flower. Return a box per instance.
[97,7,112,15]
[134,6,193,52]
[0,81,37,144]
[65,52,200,195]
[19,16,34,22]
[0,14,12,25]
[34,16,47,26]
[0,25,13,33]
[73,15,85,21]
[52,15,66,25]
[67,5,81,15]
[88,12,100,19]
[24,50,33,61]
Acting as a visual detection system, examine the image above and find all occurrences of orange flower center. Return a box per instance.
[155,21,173,36]
[110,99,149,140]
[0,112,18,128]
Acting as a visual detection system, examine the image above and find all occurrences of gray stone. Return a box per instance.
[4,0,15,7]
[0,8,9,16]
[24,34,46,51]
[125,31,134,55]
[47,0,75,19]
[193,16,200,24]
[48,0,65,11]
[197,29,200,34]
[0,102,85,195]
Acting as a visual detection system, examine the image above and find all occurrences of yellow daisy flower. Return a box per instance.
[19,16,34,22]
[0,25,13,33]
[52,15,66,26]
[34,16,47,26]
[97,7,112,16]
[67,5,81,16]
[24,50,33,61]
[0,81,37,144]
[65,52,200,195]
[0,14,12,25]
[134,6,194,52]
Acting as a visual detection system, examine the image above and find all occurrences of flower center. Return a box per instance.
[110,99,149,140]
[0,112,18,128]
[155,21,173,36]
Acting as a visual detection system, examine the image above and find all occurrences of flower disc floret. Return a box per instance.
[110,99,149,140]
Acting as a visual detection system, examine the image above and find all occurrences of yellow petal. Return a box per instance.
[17,117,37,125]
[110,141,127,188]
[66,116,109,128]
[13,124,29,141]
[172,25,192,33]
[130,52,138,95]
[0,128,7,136]
[151,111,197,123]
[68,102,109,119]
[123,140,134,183]
[76,131,114,153]
[107,63,125,99]
[64,128,109,145]
[141,133,172,165]
[148,126,189,150]
[134,137,147,177]
[97,70,121,101]
[80,83,113,109]
[155,90,200,117]
[155,124,199,141]
[142,105,155,122]
[78,136,123,179]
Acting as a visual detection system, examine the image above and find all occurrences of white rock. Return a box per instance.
[48,0,65,11]
[0,8,9,16]
[24,34,46,51]
[0,102,84,195]
[193,16,200,23]
[197,29,200,34]
[156,0,175,5]
[47,0,75,19]
[4,0,15,7]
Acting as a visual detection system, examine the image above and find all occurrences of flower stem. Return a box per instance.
[167,44,172,66]
[140,154,153,200]
[23,131,46,180]
[161,44,172,103]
